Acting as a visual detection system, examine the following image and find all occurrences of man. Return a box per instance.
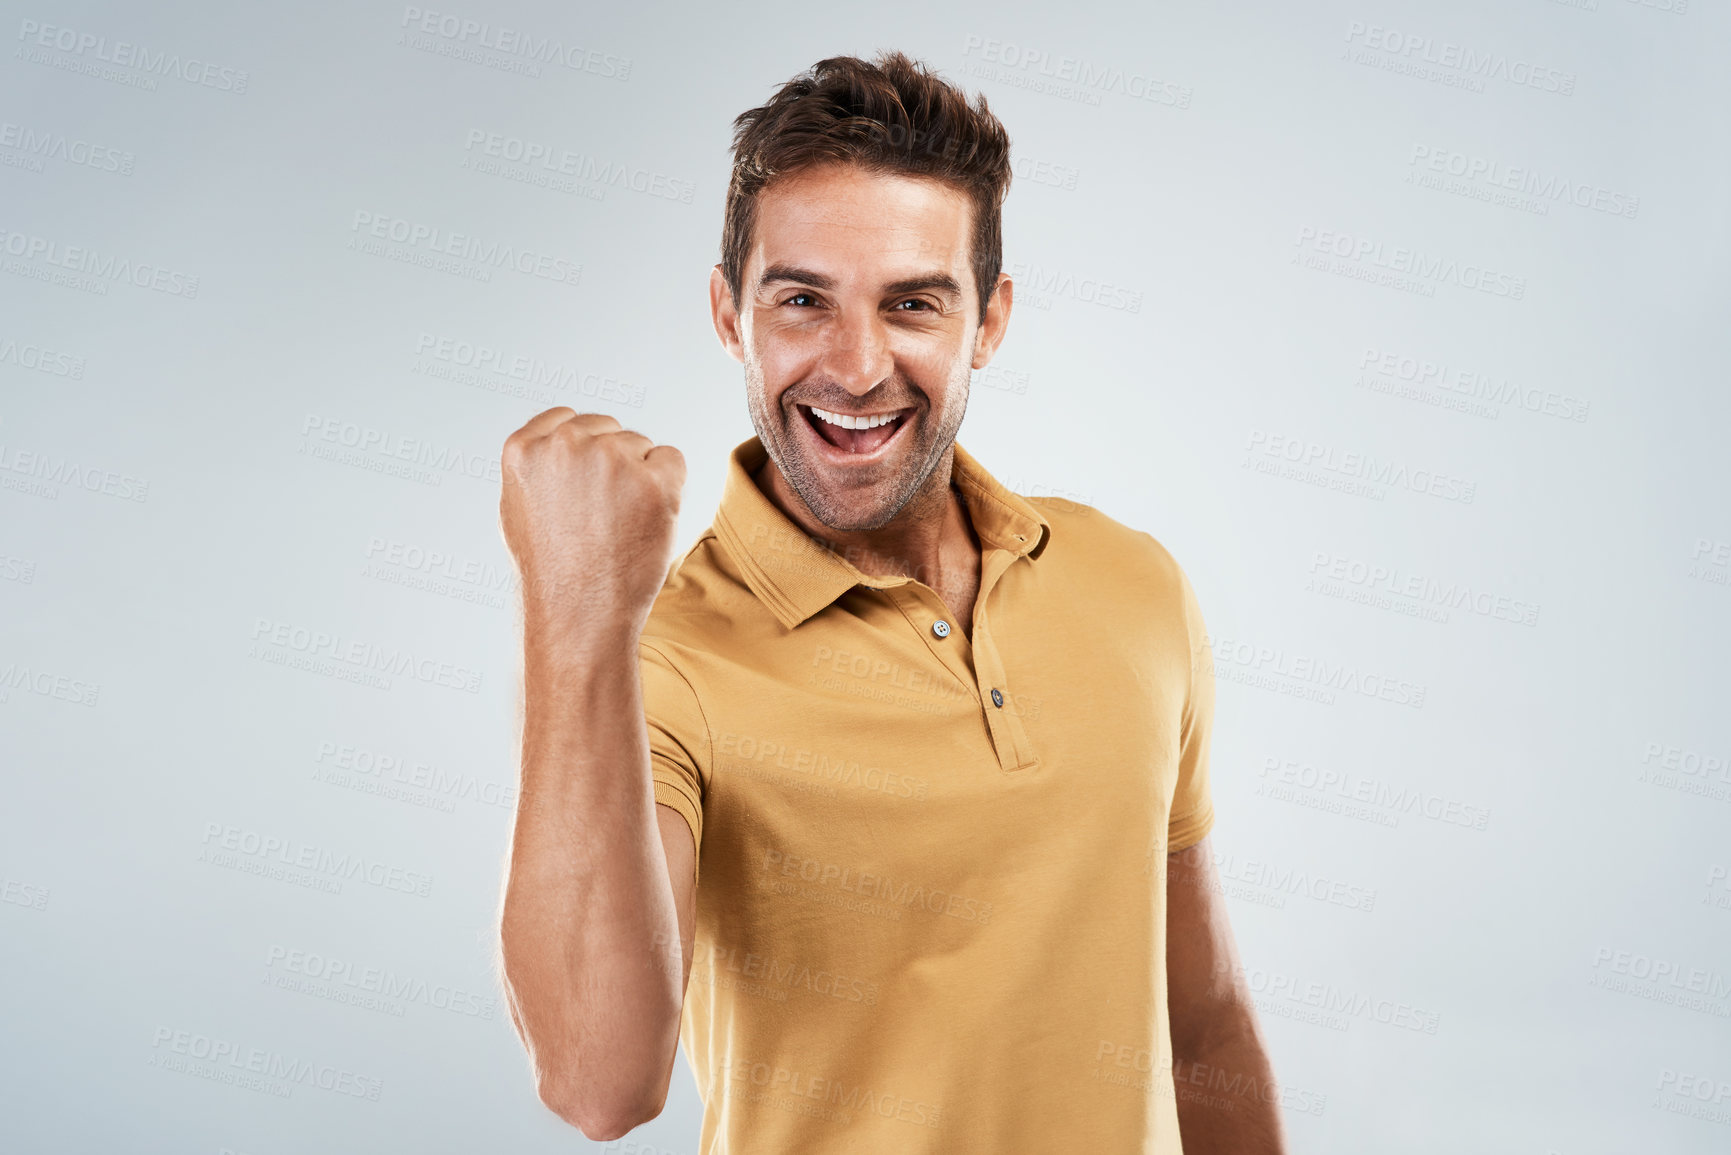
[497,51,1287,1154]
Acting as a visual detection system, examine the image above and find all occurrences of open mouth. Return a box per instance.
[798,403,912,458]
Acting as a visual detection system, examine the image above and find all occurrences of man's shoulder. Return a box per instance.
[1018,493,1207,664]
[1020,492,1190,592]
[641,528,758,648]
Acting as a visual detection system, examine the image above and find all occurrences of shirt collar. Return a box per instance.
[712,434,1052,631]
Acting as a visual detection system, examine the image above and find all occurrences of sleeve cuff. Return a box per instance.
[1167,802,1215,853]
[651,771,702,867]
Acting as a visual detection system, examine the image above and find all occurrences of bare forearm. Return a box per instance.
[500,621,682,1132]
[1171,1007,1288,1154]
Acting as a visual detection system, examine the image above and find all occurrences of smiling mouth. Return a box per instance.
[799,403,912,456]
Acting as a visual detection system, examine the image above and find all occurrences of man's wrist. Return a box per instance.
[519,574,646,664]
[524,618,642,680]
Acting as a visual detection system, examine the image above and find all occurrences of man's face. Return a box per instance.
[710,162,1010,532]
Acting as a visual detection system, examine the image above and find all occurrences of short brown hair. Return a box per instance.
[722,51,1013,325]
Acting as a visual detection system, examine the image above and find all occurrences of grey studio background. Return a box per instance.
[1,0,1727,1152]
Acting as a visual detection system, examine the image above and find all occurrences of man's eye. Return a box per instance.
[893,299,932,312]
[785,293,818,307]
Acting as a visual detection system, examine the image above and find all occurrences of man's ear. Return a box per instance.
[710,265,746,364]
[971,273,1013,370]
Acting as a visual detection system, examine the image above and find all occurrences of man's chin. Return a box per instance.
[787,476,905,533]
[776,449,925,530]
[755,410,947,533]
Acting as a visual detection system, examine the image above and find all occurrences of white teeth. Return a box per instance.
[809,406,900,430]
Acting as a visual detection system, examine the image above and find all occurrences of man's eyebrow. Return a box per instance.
[883,273,963,298]
[755,264,964,299]
[757,264,835,291]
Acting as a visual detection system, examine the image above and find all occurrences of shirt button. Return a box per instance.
[932,620,951,639]
[991,688,1004,708]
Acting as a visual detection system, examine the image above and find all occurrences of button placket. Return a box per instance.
[883,584,976,695]
[875,549,1039,774]
[970,550,1039,773]
[970,606,1038,772]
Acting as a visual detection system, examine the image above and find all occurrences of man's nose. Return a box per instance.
[822,309,893,397]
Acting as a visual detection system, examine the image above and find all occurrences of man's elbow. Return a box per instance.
[1170,993,1261,1063]
[538,1071,667,1142]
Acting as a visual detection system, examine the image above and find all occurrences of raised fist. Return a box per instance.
[499,408,687,639]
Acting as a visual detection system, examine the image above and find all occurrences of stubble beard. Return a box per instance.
[746,361,968,534]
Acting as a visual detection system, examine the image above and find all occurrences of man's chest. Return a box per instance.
[687,589,1191,931]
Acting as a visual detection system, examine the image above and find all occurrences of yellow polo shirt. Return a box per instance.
[641,435,1216,1153]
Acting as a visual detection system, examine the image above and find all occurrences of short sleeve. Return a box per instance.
[1167,564,1216,852]
[640,641,709,875]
